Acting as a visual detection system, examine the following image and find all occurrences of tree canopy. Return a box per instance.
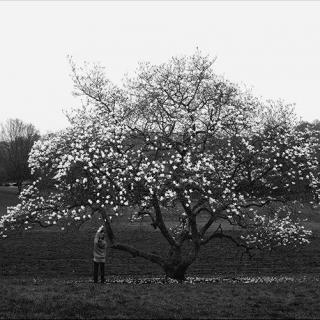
[1,53,319,280]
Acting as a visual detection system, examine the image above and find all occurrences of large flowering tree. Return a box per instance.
[1,53,319,280]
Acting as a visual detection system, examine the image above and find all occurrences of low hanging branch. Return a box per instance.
[99,208,164,266]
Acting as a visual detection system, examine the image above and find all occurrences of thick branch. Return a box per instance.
[152,195,178,247]
[111,243,164,266]
[98,208,164,266]
[199,204,228,237]
[240,198,284,209]
[201,226,253,257]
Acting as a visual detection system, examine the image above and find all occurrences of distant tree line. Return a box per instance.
[0,119,39,193]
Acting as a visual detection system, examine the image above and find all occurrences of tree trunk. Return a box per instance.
[163,262,190,281]
[17,181,22,194]
[99,208,196,282]
[162,246,192,281]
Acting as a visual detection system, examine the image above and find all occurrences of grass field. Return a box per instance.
[1,225,320,278]
[1,187,320,318]
[1,187,320,278]
[1,277,320,319]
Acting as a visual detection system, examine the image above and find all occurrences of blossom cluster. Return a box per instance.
[240,205,312,249]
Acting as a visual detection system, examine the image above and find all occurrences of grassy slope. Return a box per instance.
[0,278,319,319]
[1,186,320,278]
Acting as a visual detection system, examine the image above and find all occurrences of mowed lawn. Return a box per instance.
[1,187,320,318]
[0,278,319,319]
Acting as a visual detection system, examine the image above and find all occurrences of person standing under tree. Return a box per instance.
[93,226,107,283]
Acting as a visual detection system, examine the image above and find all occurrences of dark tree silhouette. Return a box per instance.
[0,119,39,193]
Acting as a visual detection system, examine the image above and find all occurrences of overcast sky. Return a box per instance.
[1,1,319,134]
